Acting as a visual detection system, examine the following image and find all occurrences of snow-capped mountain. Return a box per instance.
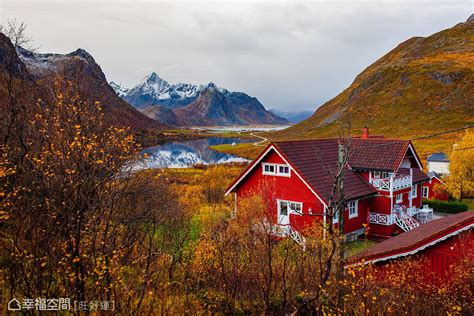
[13,45,164,130]
[111,73,289,126]
[111,72,206,109]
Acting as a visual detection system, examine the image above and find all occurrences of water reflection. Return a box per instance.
[139,137,252,169]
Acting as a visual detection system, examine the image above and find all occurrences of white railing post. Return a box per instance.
[389,173,394,215]
[409,168,413,208]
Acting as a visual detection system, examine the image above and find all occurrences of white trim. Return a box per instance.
[225,145,275,196]
[277,199,303,225]
[225,145,328,208]
[411,183,418,198]
[262,162,291,177]
[422,186,429,198]
[429,174,446,185]
[396,143,423,172]
[348,200,358,219]
[348,223,474,267]
[395,193,403,203]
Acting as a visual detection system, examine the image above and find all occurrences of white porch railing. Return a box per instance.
[271,224,306,249]
[393,205,420,231]
[368,212,393,225]
[370,175,412,191]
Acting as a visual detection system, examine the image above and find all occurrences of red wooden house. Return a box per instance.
[348,211,474,280]
[225,129,433,241]
[422,172,449,202]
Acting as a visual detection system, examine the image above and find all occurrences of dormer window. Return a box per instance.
[262,163,291,177]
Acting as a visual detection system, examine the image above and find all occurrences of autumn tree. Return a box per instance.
[1,80,190,313]
[446,130,474,200]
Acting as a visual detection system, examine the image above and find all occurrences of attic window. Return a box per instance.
[262,163,291,177]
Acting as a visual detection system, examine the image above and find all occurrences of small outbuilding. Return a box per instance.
[427,152,450,176]
[349,211,474,280]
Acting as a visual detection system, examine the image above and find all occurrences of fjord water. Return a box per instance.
[139,137,252,169]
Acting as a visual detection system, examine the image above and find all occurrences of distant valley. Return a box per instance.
[111,73,288,126]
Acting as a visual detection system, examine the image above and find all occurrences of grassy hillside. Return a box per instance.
[272,19,474,159]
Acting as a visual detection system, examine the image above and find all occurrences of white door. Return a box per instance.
[277,200,290,225]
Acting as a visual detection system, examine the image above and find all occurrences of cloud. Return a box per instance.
[1,0,471,112]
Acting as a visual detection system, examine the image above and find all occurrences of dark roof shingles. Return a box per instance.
[274,139,379,202]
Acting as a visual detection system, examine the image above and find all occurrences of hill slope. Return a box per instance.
[274,17,474,145]
[15,46,165,131]
[112,73,289,126]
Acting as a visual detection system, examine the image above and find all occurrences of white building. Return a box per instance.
[427,152,450,176]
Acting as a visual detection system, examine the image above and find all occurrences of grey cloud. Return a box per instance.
[1,0,471,112]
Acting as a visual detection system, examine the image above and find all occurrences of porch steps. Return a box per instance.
[288,226,306,250]
[393,205,420,232]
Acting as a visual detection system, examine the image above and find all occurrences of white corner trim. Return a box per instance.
[348,223,474,267]
[225,145,328,208]
[224,145,275,196]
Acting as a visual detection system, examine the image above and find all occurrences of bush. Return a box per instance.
[423,199,469,214]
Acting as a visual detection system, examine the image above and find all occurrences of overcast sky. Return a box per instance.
[1,0,472,112]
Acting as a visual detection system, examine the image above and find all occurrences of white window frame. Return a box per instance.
[348,200,358,219]
[396,193,403,203]
[422,186,429,198]
[381,172,389,179]
[411,184,417,198]
[277,199,303,215]
[332,209,339,224]
[262,163,277,175]
[373,171,381,178]
[262,163,291,177]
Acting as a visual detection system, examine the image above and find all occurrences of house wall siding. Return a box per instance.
[235,150,326,232]
[235,149,367,234]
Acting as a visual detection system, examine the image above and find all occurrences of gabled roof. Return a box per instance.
[349,212,474,265]
[397,168,430,184]
[427,152,449,162]
[349,138,413,171]
[427,171,445,184]
[226,138,427,203]
[273,140,378,202]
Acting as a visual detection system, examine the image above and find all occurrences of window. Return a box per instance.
[262,163,290,177]
[373,171,381,178]
[411,184,417,198]
[279,201,288,216]
[396,193,403,203]
[289,202,301,214]
[381,172,389,179]
[332,209,339,224]
[422,187,429,198]
[278,200,302,215]
[279,165,290,175]
[348,200,358,218]
[263,163,276,175]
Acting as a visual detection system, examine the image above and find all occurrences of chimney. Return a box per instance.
[361,126,369,139]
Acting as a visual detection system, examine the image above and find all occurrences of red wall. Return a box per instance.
[235,150,325,232]
[234,149,367,234]
[373,230,474,281]
[423,177,449,201]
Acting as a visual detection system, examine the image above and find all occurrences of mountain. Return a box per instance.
[273,17,474,143]
[112,73,289,126]
[14,45,165,131]
[111,73,201,109]
[269,109,313,123]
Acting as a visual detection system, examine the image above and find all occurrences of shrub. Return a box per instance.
[423,199,469,214]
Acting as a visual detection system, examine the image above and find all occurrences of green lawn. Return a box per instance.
[345,240,376,257]
[462,199,474,211]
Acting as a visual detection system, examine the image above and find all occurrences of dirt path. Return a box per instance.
[250,132,268,146]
